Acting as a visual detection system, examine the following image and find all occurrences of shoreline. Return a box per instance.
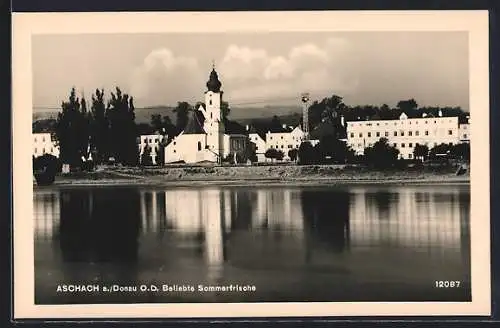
[34,165,470,189]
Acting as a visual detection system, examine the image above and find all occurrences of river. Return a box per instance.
[34,184,471,304]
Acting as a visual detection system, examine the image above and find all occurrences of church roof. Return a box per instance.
[206,67,222,93]
[182,112,206,134]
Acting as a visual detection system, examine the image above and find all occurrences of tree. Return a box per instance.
[265,148,281,162]
[156,136,168,166]
[298,142,318,165]
[221,101,230,121]
[275,150,284,161]
[397,99,418,112]
[315,136,351,164]
[150,114,163,132]
[429,143,453,160]
[364,138,399,169]
[89,88,109,164]
[450,143,470,161]
[55,88,90,168]
[162,115,177,141]
[173,101,192,133]
[288,148,298,162]
[141,144,153,166]
[413,143,429,161]
[106,87,138,166]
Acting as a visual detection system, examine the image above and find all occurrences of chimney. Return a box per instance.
[341,115,345,127]
[246,124,249,131]
[438,109,443,117]
[422,113,427,118]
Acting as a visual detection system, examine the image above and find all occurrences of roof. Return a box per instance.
[224,119,247,135]
[183,112,206,134]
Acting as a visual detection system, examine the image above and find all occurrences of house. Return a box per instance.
[164,67,249,164]
[33,133,60,158]
[138,133,167,165]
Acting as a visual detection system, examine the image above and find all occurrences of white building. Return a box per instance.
[33,133,60,158]
[164,67,248,164]
[138,134,166,165]
[346,112,461,160]
[246,124,319,162]
[247,127,267,162]
[459,123,470,143]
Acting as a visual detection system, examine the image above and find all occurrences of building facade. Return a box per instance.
[33,133,60,158]
[138,134,166,165]
[346,113,461,160]
[164,67,249,164]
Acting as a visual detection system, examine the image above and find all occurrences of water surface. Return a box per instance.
[34,184,471,304]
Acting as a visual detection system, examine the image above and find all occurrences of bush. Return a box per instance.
[363,138,399,169]
[298,142,317,165]
[264,148,284,162]
[33,154,62,185]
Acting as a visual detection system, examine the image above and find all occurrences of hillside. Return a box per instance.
[32,105,303,126]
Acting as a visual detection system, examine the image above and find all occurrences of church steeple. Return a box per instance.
[206,62,222,93]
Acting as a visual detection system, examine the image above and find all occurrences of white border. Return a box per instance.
[12,10,491,319]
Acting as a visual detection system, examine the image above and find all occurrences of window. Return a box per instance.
[34,138,37,142]
[288,145,292,149]
[281,145,284,149]
[425,131,429,136]
[409,143,413,147]
[401,143,405,148]
[359,133,363,138]
[281,136,284,139]
[376,123,380,126]
[394,131,397,136]
[42,137,45,142]
[416,131,420,136]
[448,130,453,135]
[368,132,371,137]
[393,143,397,147]
[425,120,428,124]
[34,148,37,153]
[270,136,273,140]
[463,134,468,139]
[209,99,212,105]
[400,131,405,136]
[408,154,413,159]
[174,141,176,145]
[197,142,201,151]
[385,132,389,137]
[376,132,380,137]
[174,150,176,153]
[408,131,412,136]
[350,133,354,138]
[210,112,213,119]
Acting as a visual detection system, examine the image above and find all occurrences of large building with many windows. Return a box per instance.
[346,112,466,160]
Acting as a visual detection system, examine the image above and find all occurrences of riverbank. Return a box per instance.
[35,164,470,188]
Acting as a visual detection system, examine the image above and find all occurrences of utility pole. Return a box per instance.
[301,92,310,141]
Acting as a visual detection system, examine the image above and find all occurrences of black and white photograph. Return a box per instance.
[12,11,490,318]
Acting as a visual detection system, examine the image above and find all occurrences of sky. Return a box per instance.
[32,31,469,111]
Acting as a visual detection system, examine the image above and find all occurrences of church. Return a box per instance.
[164,67,249,164]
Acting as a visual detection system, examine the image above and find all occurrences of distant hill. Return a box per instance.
[32,105,303,126]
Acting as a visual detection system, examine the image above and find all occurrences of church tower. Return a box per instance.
[203,64,225,162]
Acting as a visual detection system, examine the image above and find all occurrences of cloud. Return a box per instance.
[129,48,202,106]
[217,38,355,105]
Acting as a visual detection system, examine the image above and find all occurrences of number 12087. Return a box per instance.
[435,280,461,288]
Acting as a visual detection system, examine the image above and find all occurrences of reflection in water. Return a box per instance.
[34,184,471,303]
